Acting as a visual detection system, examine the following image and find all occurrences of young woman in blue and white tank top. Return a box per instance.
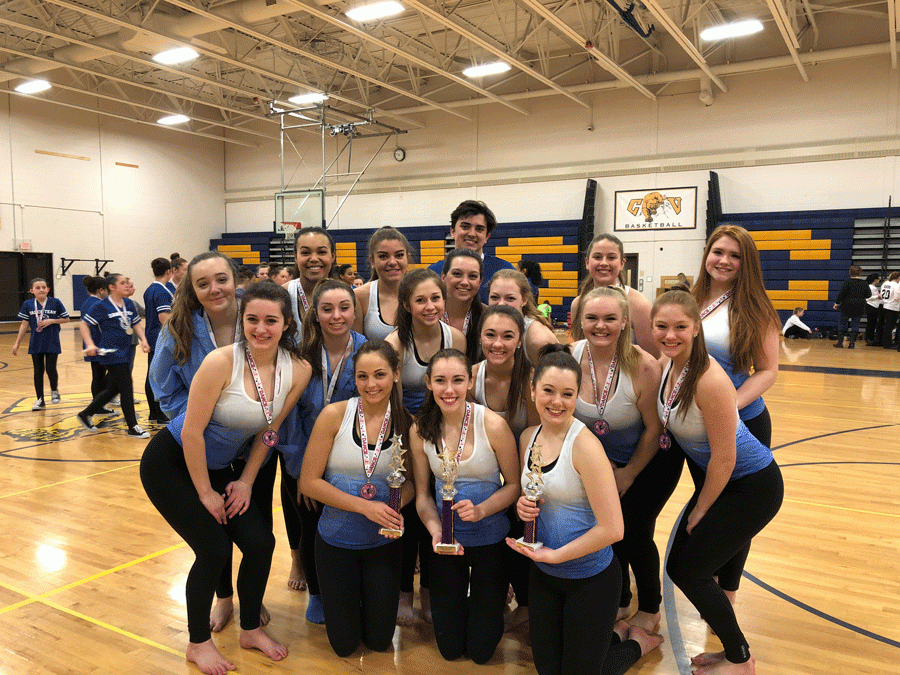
[652,291,783,675]
[488,269,558,364]
[408,349,519,664]
[509,344,663,675]
[140,282,312,675]
[300,340,413,658]
[440,248,485,364]
[353,226,410,341]
[283,227,336,337]
[573,286,681,634]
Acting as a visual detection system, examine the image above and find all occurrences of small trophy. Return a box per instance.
[435,445,461,554]
[517,444,544,551]
[379,432,407,537]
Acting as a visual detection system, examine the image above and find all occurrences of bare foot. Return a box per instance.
[616,606,632,621]
[692,651,726,667]
[259,602,271,626]
[419,588,432,624]
[626,625,664,656]
[186,639,235,675]
[239,627,288,662]
[504,605,529,632]
[627,609,661,633]
[287,549,306,591]
[693,655,755,675]
[210,596,234,633]
[397,591,415,626]
[613,620,630,642]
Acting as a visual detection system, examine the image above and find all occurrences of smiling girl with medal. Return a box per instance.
[570,286,678,633]
[507,344,662,675]
[279,280,366,621]
[353,226,411,341]
[652,291,782,675]
[300,340,412,658]
[487,269,558,364]
[141,282,311,675]
[284,227,336,336]
[78,274,149,437]
[440,248,485,363]
[408,348,519,664]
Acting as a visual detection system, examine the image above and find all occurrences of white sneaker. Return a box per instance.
[32,398,45,411]
[128,425,150,439]
[51,391,61,404]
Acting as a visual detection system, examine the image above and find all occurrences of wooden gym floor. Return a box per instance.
[0,323,897,675]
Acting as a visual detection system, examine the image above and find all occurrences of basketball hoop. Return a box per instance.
[278,221,302,240]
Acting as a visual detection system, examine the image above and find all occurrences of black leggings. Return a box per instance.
[666,459,783,664]
[279,454,322,595]
[529,560,642,675]
[315,534,402,657]
[89,362,108,398]
[429,541,508,664]
[504,505,530,607]
[140,428,276,644]
[215,450,277,599]
[144,351,164,421]
[783,326,809,339]
[400,501,431,592]
[613,441,685,613]
[80,362,137,428]
[882,308,899,348]
[865,304,880,343]
[31,353,59,399]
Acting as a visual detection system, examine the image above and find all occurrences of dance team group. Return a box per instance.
[14,201,783,675]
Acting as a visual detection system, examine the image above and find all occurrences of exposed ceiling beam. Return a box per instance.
[641,0,727,91]
[36,0,434,126]
[514,0,656,99]
[6,89,257,146]
[395,0,587,108]
[764,0,810,80]
[889,0,897,67]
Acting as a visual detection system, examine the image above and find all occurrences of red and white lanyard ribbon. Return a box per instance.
[245,346,281,430]
[587,347,617,435]
[660,362,690,436]
[358,398,392,481]
[322,338,353,406]
[442,309,471,334]
[700,289,733,319]
[441,402,472,464]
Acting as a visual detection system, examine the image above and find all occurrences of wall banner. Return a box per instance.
[614,187,697,231]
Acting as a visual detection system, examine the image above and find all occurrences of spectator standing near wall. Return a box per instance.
[879,272,900,349]
[832,265,870,349]
[864,274,882,346]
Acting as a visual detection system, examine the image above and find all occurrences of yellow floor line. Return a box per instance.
[783,498,899,518]
[0,463,139,499]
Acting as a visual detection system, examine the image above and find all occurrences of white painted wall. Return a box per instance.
[224,55,900,302]
[0,92,225,314]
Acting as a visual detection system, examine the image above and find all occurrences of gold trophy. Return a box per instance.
[516,444,544,551]
[435,445,462,554]
[379,432,406,537]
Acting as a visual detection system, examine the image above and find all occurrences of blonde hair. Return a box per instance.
[580,286,640,378]
[489,269,552,328]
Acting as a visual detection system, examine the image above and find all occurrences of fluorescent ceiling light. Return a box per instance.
[345,1,404,22]
[700,19,764,41]
[463,62,511,78]
[289,92,328,106]
[15,80,51,94]
[153,46,199,65]
[157,114,190,125]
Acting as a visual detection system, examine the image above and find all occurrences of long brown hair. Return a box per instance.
[651,290,710,420]
[300,279,357,379]
[238,282,303,359]
[165,251,238,365]
[478,305,529,423]
[396,269,446,348]
[580,286,640,378]
[353,340,411,447]
[571,233,627,340]
[416,348,472,447]
[691,224,779,373]
[488,269,552,329]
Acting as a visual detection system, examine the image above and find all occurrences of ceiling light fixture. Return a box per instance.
[289,93,328,106]
[157,114,190,125]
[463,62,511,78]
[345,1,404,22]
[153,46,199,65]
[15,80,51,94]
[700,19,764,41]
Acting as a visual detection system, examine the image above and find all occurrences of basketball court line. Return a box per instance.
[0,463,138,499]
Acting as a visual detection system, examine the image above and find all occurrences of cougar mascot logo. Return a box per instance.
[627,192,683,223]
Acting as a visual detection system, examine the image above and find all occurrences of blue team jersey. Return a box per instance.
[143,282,175,351]
[18,298,68,354]
[83,297,141,365]
[80,297,103,362]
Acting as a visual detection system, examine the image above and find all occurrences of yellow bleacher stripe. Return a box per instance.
[507,237,565,246]
[789,280,829,290]
[335,242,356,250]
[542,271,579,280]
[772,300,807,310]
[421,256,445,263]
[407,263,428,270]
[749,230,812,241]
[541,262,564,270]
[790,250,831,260]
[419,240,445,246]
[495,245,579,255]
[755,239,831,250]
[767,290,830,301]
[217,244,252,252]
